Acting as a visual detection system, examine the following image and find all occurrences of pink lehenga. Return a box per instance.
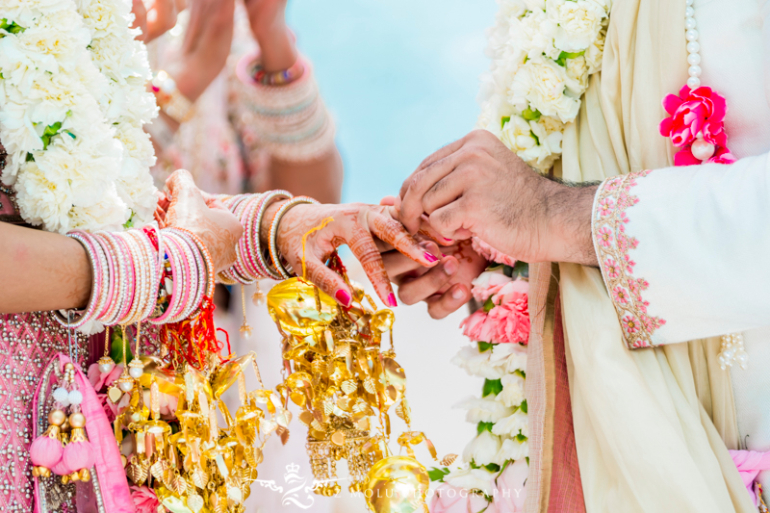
[0,312,91,512]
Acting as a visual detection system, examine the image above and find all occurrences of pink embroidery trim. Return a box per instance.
[593,170,666,349]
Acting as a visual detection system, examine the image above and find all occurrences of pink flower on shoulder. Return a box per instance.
[492,460,528,513]
[431,484,490,513]
[131,485,161,513]
[472,238,517,267]
[88,362,123,391]
[659,85,735,166]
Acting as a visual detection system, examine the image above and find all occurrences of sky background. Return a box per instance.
[286,0,498,204]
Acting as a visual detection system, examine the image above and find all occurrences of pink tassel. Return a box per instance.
[51,459,73,477]
[29,435,63,470]
[63,440,95,471]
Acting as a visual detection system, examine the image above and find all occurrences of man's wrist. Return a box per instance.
[544,182,599,266]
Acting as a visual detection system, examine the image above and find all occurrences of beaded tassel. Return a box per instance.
[719,333,748,370]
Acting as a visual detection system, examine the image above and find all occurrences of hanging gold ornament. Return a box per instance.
[364,455,430,513]
[267,276,438,503]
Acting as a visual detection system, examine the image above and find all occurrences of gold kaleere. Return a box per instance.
[267,275,438,510]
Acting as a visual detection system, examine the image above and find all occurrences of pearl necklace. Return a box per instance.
[681,0,748,370]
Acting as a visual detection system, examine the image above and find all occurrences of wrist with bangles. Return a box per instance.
[151,70,195,124]
[217,191,319,284]
[56,225,215,329]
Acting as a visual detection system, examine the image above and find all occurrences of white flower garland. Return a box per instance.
[0,0,158,234]
[477,0,611,172]
[433,266,530,511]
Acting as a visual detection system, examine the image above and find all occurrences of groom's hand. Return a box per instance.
[398,130,599,266]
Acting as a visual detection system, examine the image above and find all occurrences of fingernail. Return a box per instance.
[424,252,438,263]
[441,253,448,258]
[443,237,453,243]
[451,287,465,300]
[443,260,459,276]
[387,293,398,307]
[335,289,352,307]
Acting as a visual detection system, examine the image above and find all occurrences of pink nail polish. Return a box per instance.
[387,293,398,307]
[335,289,352,307]
[443,237,453,243]
[424,252,438,263]
[441,254,448,258]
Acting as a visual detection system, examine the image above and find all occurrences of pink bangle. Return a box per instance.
[151,233,183,324]
[55,232,102,328]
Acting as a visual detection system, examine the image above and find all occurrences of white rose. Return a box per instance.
[444,467,497,495]
[472,268,512,290]
[452,345,506,379]
[490,343,528,374]
[511,57,580,123]
[499,373,526,408]
[493,438,529,464]
[455,396,515,423]
[546,0,606,52]
[492,410,529,438]
[509,11,559,60]
[463,431,503,467]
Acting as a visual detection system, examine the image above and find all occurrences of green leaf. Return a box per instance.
[500,116,511,130]
[478,341,496,353]
[0,72,4,79]
[512,261,529,278]
[515,432,528,442]
[482,378,504,397]
[109,328,134,364]
[522,108,541,121]
[25,153,34,162]
[477,421,495,435]
[428,467,451,482]
[530,130,540,145]
[514,369,527,379]
[123,210,135,229]
[1,18,25,34]
[483,297,496,313]
[520,399,528,414]
[484,463,501,473]
[555,50,585,67]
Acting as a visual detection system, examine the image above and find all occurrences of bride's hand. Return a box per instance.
[271,202,439,307]
[159,170,243,272]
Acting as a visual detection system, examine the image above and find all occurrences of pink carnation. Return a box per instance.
[472,238,517,267]
[87,362,123,391]
[131,485,161,513]
[487,296,530,345]
[461,309,496,342]
[659,85,735,166]
[430,484,490,513]
[495,280,529,307]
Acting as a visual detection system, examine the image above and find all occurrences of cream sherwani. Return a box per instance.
[591,0,770,503]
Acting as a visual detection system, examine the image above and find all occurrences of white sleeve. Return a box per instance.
[591,153,770,348]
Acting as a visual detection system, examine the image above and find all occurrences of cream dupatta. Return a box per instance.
[525,0,756,511]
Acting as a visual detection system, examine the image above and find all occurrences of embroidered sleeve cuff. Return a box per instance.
[592,171,666,349]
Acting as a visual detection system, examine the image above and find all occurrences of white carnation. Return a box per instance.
[564,55,589,96]
[69,184,129,231]
[511,57,580,123]
[463,431,503,467]
[14,160,73,232]
[546,0,607,52]
[444,467,497,495]
[499,373,526,408]
[585,26,607,74]
[509,10,559,60]
[500,115,538,155]
[455,396,515,423]
[492,410,529,438]
[490,343,528,374]
[493,438,529,464]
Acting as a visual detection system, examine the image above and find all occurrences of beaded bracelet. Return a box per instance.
[269,196,320,279]
[252,58,305,86]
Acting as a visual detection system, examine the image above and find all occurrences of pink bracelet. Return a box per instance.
[55,232,103,328]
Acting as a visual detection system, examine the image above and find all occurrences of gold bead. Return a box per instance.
[61,475,70,485]
[70,471,81,482]
[39,468,51,478]
[79,469,90,482]
[69,412,86,428]
[48,409,66,426]
[31,467,39,477]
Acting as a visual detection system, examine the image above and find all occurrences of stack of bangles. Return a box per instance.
[56,226,215,329]
[218,191,319,284]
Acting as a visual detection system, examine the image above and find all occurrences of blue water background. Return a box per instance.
[287,0,497,203]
